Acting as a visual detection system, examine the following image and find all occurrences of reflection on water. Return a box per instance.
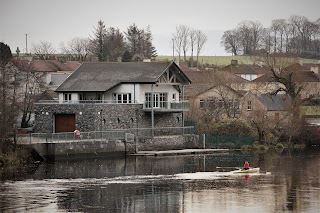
[0,150,320,212]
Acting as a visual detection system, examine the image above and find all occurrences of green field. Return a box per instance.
[156,55,320,67]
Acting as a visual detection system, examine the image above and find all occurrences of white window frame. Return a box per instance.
[113,93,132,103]
[63,93,72,102]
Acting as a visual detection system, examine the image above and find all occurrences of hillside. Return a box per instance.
[156,55,320,67]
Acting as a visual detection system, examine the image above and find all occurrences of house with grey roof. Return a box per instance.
[221,60,270,81]
[184,70,249,121]
[240,91,290,126]
[34,61,191,133]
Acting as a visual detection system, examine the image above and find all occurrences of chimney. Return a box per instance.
[231,59,238,66]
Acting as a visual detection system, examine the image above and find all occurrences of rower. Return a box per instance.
[243,161,250,170]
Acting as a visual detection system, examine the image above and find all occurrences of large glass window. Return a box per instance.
[145,93,167,109]
[113,93,132,103]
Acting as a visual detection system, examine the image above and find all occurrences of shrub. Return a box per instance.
[212,118,252,136]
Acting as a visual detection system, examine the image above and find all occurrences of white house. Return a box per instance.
[34,61,191,133]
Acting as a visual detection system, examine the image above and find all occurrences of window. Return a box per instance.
[145,93,152,108]
[64,93,72,102]
[247,101,252,111]
[79,93,86,101]
[145,93,167,109]
[96,93,102,100]
[113,93,132,103]
[199,100,205,108]
[172,93,176,100]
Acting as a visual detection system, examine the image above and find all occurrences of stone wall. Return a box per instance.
[34,103,183,133]
[128,134,199,152]
[31,139,126,161]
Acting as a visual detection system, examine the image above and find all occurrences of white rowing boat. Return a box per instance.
[233,167,260,174]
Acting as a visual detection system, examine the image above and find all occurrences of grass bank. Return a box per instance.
[156,55,320,67]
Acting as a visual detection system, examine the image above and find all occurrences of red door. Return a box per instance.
[55,114,76,133]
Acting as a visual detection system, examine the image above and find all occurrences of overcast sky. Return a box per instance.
[1,0,319,56]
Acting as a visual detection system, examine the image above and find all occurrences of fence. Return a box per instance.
[23,126,195,144]
[126,126,194,138]
[201,135,254,149]
[29,130,126,144]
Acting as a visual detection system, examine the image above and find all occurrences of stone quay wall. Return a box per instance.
[126,134,199,153]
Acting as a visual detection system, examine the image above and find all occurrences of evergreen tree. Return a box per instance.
[0,42,12,67]
[122,50,132,62]
[125,24,158,60]
[105,27,126,62]
[90,20,107,61]
[125,23,142,57]
[143,26,158,58]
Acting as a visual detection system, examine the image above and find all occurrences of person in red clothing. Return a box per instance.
[243,161,250,170]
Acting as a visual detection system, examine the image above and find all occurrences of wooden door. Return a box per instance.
[55,114,75,133]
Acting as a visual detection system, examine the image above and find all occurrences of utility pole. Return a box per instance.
[25,34,28,55]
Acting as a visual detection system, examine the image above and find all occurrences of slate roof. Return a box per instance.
[50,73,70,86]
[253,71,320,83]
[185,70,249,84]
[284,63,320,72]
[12,59,80,72]
[184,71,247,98]
[222,64,270,75]
[257,93,288,111]
[56,61,190,92]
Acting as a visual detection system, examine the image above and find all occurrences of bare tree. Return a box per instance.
[172,25,184,62]
[60,37,90,61]
[31,41,56,60]
[180,25,190,61]
[261,28,273,53]
[222,15,320,58]
[221,29,240,56]
[189,29,197,67]
[13,59,45,128]
[254,53,309,144]
[195,30,207,67]
[271,19,281,53]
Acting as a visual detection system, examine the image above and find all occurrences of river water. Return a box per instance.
[0,149,320,213]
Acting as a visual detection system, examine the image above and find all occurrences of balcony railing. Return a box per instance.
[143,101,189,112]
[36,100,189,111]
[37,100,127,104]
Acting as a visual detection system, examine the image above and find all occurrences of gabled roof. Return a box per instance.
[257,93,288,111]
[222,64,270,75]
[184,71,247,98]
[50,73,70,86]
[12,59,80,72]
[284,63,320,72]
[253,71,320,83]
[56,61,190,92]
[185,70,249,84]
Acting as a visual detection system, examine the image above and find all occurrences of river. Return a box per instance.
[0,149,320,213]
